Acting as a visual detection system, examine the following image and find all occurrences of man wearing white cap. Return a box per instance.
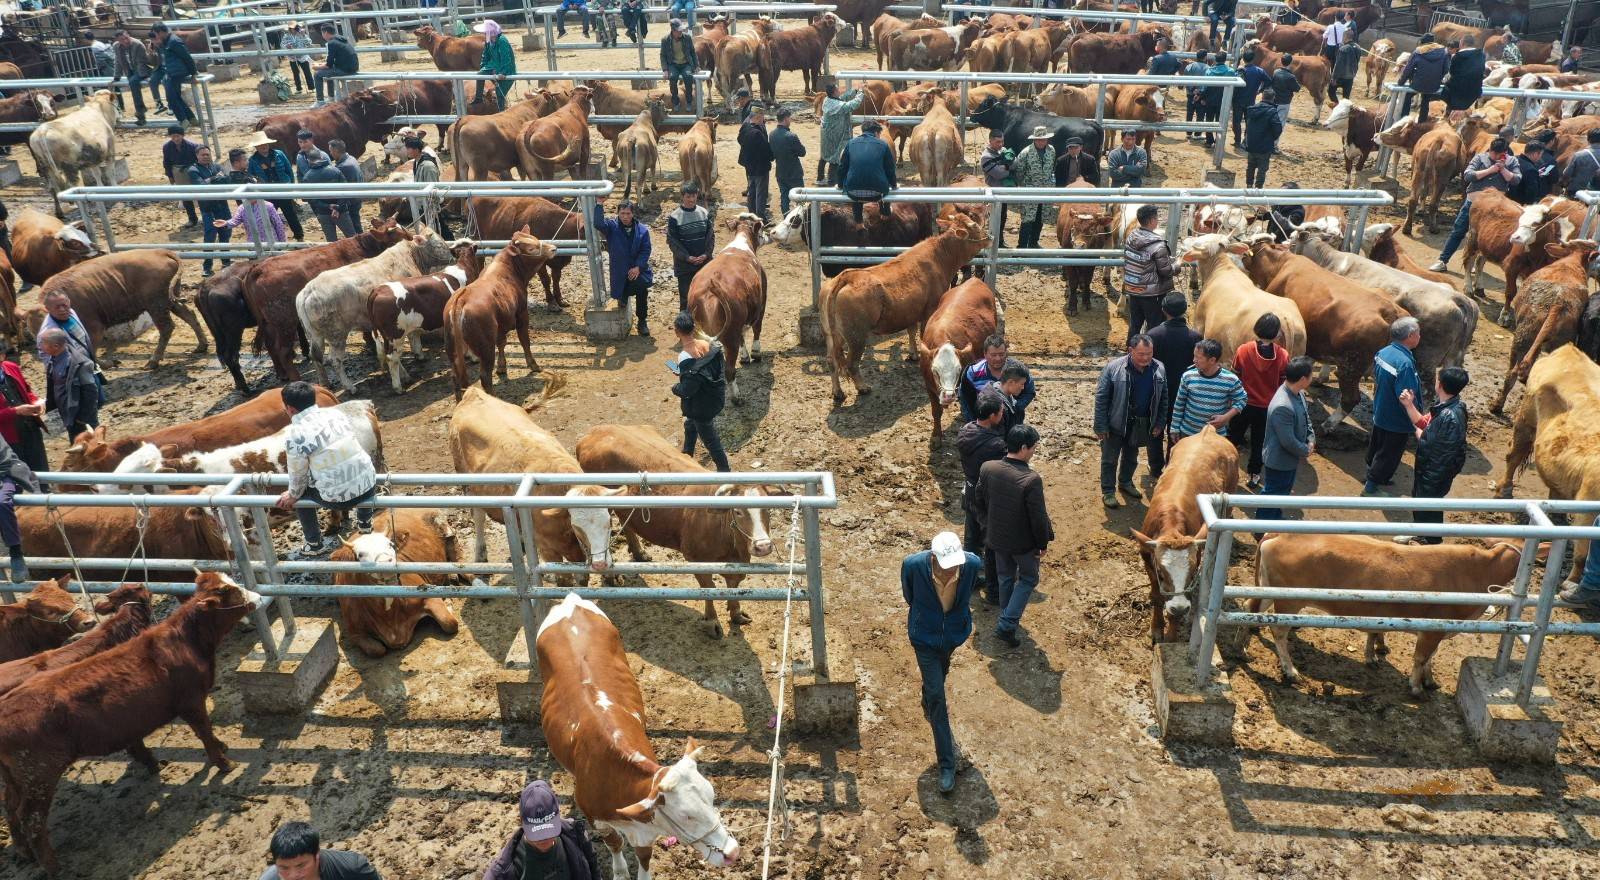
[483,780,600,879]
[900,531,981,795]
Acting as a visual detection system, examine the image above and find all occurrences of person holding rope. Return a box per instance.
[275,381,378,558]
[901,531,980,795]
[473,20,516,111]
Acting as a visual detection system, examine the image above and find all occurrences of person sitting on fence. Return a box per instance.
[274,381,378,558]
[669,0,696,29]
[556,0,591,38]
[259,821,383,880]
[622,0,648,43]
[40,327,100,439]
[482,780,600,880]
[0,437,37,584]
[111,28,155,125]
[151,24,197,127]
[313,22,359,107]
[281,21,315,95]
[837,119,896,223]
[188,144,233,277]
[473,20,516,111]
[659,18,697,112]
[1204,0,1238,46]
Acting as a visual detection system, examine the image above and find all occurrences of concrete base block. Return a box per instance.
[1203,168,1236,187]
[235,618,339,715]
[789,629,858,737]
[585,306,632,341]
[1456,656,1564,764]
[495,629,543,724]
[1152,641,1235,746]
[381,48,408,63]
[631,78,659,91]
[209,63,239,83]
[111,157,130,186]
[523,31,544,51]
[258,79,285,105]
[360,155,378,181]
[0,160,20,187]
[797,306,824,350]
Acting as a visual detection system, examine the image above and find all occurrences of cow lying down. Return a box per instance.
[96,400,382,493]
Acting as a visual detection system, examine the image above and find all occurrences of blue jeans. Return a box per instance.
[200,211,232,273]
[1574,545,1600,597]
[665,62,695,106]
[1254,465,1297,523]
[913,644,957,771]
[994,548,1041,635]
[669,0,695,27]
[164,75,194,124]
[1437,199,1473,264]
[1208,11,1234,43]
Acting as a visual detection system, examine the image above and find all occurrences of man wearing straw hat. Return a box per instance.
[472,19,516,111]
[1010,126,1055,249]
[246,130,307,242]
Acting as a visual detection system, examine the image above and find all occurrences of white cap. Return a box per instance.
[931,531,965,569]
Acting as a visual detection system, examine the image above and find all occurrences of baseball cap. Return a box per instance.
[519,780,562,842]
[931,531,964,569]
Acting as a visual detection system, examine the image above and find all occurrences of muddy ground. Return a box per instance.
[1,23,1599,880]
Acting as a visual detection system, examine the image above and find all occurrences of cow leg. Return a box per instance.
[827,327,848,403]
[423,597,460,635]
[601,828,630,880]
[179,701,234,773]
[696,572,725,639]
[1323,363,1361,432]
[905,324,920,362]
[516,307,539,372]
[1490,364,1518,414]
[19,782,60,875]
[145,310,176,371]
[848,337,873,397]
[724,572,751,628]
[1271,625,1300,683]
[0,765,28,860]
[471,509,489,563]
[636,843,655,880]
[624,529,648,562]
[329,340,360,395]
[407,330,425,361]
[750,309,764,360]
[169,296,209,355]
[126,740,160,773]
[351,631,391,658]
[1410,631,1447,696]
[1401,197,1418,237]
[1363,632,1388,667]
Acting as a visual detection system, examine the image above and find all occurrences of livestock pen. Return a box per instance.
[323,68,712,128]
[0,74,223,157]
[532,1,841,74]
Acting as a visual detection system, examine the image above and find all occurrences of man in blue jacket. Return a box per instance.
[900,531,980,795]
[314,22,359,106]
[591,200,654,337]
[837,120,896,223]
[151,24,197,127]
[956,333,1036,423]
[1363,316,1421,496]
[1232,49,1270,149]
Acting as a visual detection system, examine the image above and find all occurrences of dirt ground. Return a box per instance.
[2,23,1600,880]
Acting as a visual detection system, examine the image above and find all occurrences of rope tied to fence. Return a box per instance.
[46,499,97,617]
[758,493,803,880]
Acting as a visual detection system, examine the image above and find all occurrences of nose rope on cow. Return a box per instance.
[45,501,102,621]
[757,493,804,880]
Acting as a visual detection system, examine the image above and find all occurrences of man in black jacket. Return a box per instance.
[957,391,1007,603]
[1269,54,1299,127]
[671,310,730,471]
[665,183,714,309]
[1510,140,1556,204]
[152,24,197,127]
[770,107,807,215]
[838,121,897,222]
[314,22,359,105]
[482,780,599,880]
[737,104,773,220]
[258,821,381,880]
[974,423,1054,647]
[1243,88,1284,187]
[1397,366,1469,544]
[1146,293,1201,418]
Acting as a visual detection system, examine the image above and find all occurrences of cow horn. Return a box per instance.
[713,483,737,496]
[65,443,84,454]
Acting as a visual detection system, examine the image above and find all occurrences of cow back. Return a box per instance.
[1145,426,1238,539]
[40,250,180,332]
[0,586,153,700]
[18,502,230,580]
[1258,535,1521,621]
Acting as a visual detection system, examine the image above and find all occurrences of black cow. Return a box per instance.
[1578,291,1600,366]
[195,261,257,397]
[968,97,1105,186]
[771,200,936,277]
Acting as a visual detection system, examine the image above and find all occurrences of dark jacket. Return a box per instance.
[249,148,294,184]
[1262,381,1311,472]
[483,821,599,880]
[162,137,199,179]
[590,203,654,299]
[769,124,806,183]
[46,345,99,431]
[1093,354,1168,435]
[161,35,197,79]
[1147,51,1182,75]
[956,419,1006,487]
[1236,63,1269,105]
[1058,149,1099,185]
[1511,152,1557,203]
[973,457,1054,554]
[0,434,38,494]
[1333,42,1362,81]
[659,29,695,68]
[1122,226,1175,296]
[1270,66,1299,99]
[1415,396,1467,489]
[1398,44,1448,95]
[303,161,346,215]
[957,359,1035,423]
[1244,99,1285,153]
[187,160,230,217]
[1442,47,1486,108]
[1147,318,1201,402]
[665,204,714,269]
[901,549,979,652]
[980,145,1014,186]
[260,849,381,880]
[838,133,896,195]
[324,35,359,73]
[671,341,726,421]
[114,37,151,78]
[1372,341,1421,433]
[737,121,772,172]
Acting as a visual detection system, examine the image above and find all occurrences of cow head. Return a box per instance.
[93,582,153,616]
[1324,98,1354,133]
[63,425,128,473]
[413,24,437,48]
[505,226,558,270]
[1545,238,1600,267]
[30,90,56,121]
[565,486,623,570]
[190,571,267,622]
[53,219,97,260]
[724,212,769,250]
[367,217,409,249]
[1509,199,1573,254]
[21,575,95,635]
[771,204,808,246]
[408,224,456,271]
[1375,115,1421,148]
[1131,527,1208,633]
[1360,222,1397,256]
[714,484,772,557]
[935,211,988,245]
[929,342,962,406]
[96,441,167,494]
[342,531,402,609]
[615,740,742,867]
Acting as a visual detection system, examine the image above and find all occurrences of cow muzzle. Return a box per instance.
[939,389,958,406]
[752,539,773,557]
[713,841,743,866]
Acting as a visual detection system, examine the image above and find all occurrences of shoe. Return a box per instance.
[9,552,27,584]
[637,321,652,337]
[938,768,956,794]
[1246,474,1263,492]
[1360,484,1386,497]
[293,540,331,558]
[983,592,999,606]
[995,628,1020,648]
[1392,535,1416,545]
[1427,259,1448,271]
[311,100,326,108]
[135,114,146,125]
[1119,482,1141,499]
[201,269,213,278]
[1102,492,1121,508]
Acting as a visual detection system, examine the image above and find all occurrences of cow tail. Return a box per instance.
[293,285,323,356]
[448,119,462,176]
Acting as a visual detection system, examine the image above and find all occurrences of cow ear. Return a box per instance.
[1194,524,1209,544]
[713,484,736,497]
[1545,242,1569,259]
[158,444,180,458]
[613,797,657,823]
[1227,243,1251,255]
[1130,528,1153,546]
[94,426,107,440]
[603,486,627,497]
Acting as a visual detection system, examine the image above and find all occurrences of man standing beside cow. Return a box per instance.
[1232,50,1270,151]
[482,780,599,880]
[1106,131,1149,188]
[1147,293,1200,418]
[957,334,1036,425]
[41,327,100,438]
[1561,129,1600,197]
[980,130,1015,245]
[1429,137,1520,272]
[1363,317,1423,497]
[770,107,807,217]
[1244,87,1284,187]
[187,144,232,277]
[1270,54,1299,127]
[670,310,730,471]
[1011,127,1055,249]
[0,430,37,584]
[1510,140,1556,204]
[162,124,201,229]
[1170,338,1246,444]
[248,130,307,243]
[1094,334,1167,508]
[818,83,864,185]
[1396,365,1470,544]
[327,139,364,239]
[666,183,714,311]
[975,423,1053,648]
[592,200,655,336]
[1255,355,1316,525]
[900,531,981,794]
[1232,314,1289,492]
[737,104,773,220]
[258,821,383,880]
[1122,205,1176,340]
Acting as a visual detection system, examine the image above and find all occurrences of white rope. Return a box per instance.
[759,494,803,880]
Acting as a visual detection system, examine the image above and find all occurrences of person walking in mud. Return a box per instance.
[901,531,980,795]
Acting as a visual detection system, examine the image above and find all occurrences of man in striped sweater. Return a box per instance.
[1170,339,1246,443]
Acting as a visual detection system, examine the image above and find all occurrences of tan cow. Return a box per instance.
[1183,234,1307,364]
[1257,50,1331,123]
[9,210,95,288]
[38,249,206,370]
[1057,191,1116,315]
[688,214,768,404]
[715,17,777,105]
[414,24,484,71]
[614,99,668,200]
[584,80,684,165]
[874,13,940,69]
[889,19,981,71]
[1106,84,1164,155]
[1036,83,1096,118]
[28,90,117,218]
[1487,240,1600,413]
[678,116,719,195]
[449,386,617,575]
[1499,346,1600,575]
[444,227,556,399]
[916,277,996,439]
[1376,116,1469,236]
[330,510,461,658]
[538,593,741,880]
[1251,15,1324,54]
[516,86,593,181]
[821,212,990,403]
[908,89,962,186]
[1242,239,1402,429]
[576,424,774,637]
[450,88,570,181]
[1365,38,1398,98]
[1133,426,1238,643]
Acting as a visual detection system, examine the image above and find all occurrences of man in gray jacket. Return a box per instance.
[1431,137,1520,271]
[769,107,807,215]
[1122,205,1177,342]
[1256,355,1315,526]
[1093,335,1167,508]
[1106,131,1149,187]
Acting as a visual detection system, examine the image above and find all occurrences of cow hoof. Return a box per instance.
[142,359,160,371]
[857,385,873,396]
[739,352,752,365]
[706,619,725,639]
[731,610,752,626]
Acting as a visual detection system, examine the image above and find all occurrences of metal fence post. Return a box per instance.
[544,13,557,71]
[581,192,607,309]
[92,199,117,252]
[1163,196,1183,252]
[803,483,828,678]
[191,78,219,157]
[985,193,1003,292]
[808,197,823,311]
[958,80,968,156]
[1193,502,1234,683]
[1509,95,1527,140]
[1189,527,1221,652]
[252,503,294,635]
[1495,509,1543,675]
[1518,535,1567,704]
[216,488,278,661]
[1213,83,1234,170]
[503,476,540,664]
[1345,204,1371,253]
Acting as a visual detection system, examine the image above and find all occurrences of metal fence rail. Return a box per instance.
[0,74,221,156]
[1190,493,1600,706]
[55,179,615,308]
[785,185,1393,306]
[532,1,837,71]
[16,470,839,674]
[325,69,711,126]
[1373,81,1600,178]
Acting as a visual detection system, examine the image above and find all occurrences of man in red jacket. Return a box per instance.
[1231,312,1288,491]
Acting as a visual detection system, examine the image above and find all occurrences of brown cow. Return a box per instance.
[1003,25,1069,79]
[678,116,719,195]
[0,246,18,351]
[759,12,840,102]
[695,16,731,74]
[1324,98,1380,185]
[1484,32,1556,65]
[516,86,593,181]
[1067,31,1162,75]
[537,593,741,880]
[873,13,939,69]
[10,210,95,287]
[1252,16,1325,54]
[1243,238,1404,429]
[16,492,234,581]
[0,576,93,664]
[444,227,556,399]
[241,218,407,382]
[0,583,150,701]
[330,510,461,657]
[771,200,937,278]
[584,81,682,167]
[1462,188,1561,314]
[1133,426,1237,643]
[614,99,668,198]
[1057,194,1117,315]
[38,249,206,369]
[457,196,582,309]
[1253,536,1532,695]
[1259,51,1331,123]
[1361,222,1456,287]
[450,88,572,181]
[916,277,996,438]
[716,17,777,104]
[1376,116,1467,235]
[1365,38,1398,97]
[821,212,990,403]
[253,89,398,159]
[0,90,54,150]
[964,34,1008,73]
[1314,2,1383,31]
[61,386,335,475]
[576,424,774,636]
[889,18,981,71]
[688,213,768,404]
[0,572,263,876]
[372,78,498,145]
[1488,239,1600,413]
[368,240,480,393]
[1036,83,1096,118]
[414,24,484,71]
[1107,84,1164,154]
[908,89,963,186]
[1546,114,1600,169]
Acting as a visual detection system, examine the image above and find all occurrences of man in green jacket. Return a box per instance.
[473,20,516,110]
[818,82,863,184]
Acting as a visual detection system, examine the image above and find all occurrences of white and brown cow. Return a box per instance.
[687,213,768,404]
[576,424,773,638]
[538,593,742,880]
[367,240,481,393]
[1133,425,1238,643]
[917,277,997,440]
[330,510,461,658]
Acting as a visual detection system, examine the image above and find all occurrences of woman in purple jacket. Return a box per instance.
[591,201,655,336]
